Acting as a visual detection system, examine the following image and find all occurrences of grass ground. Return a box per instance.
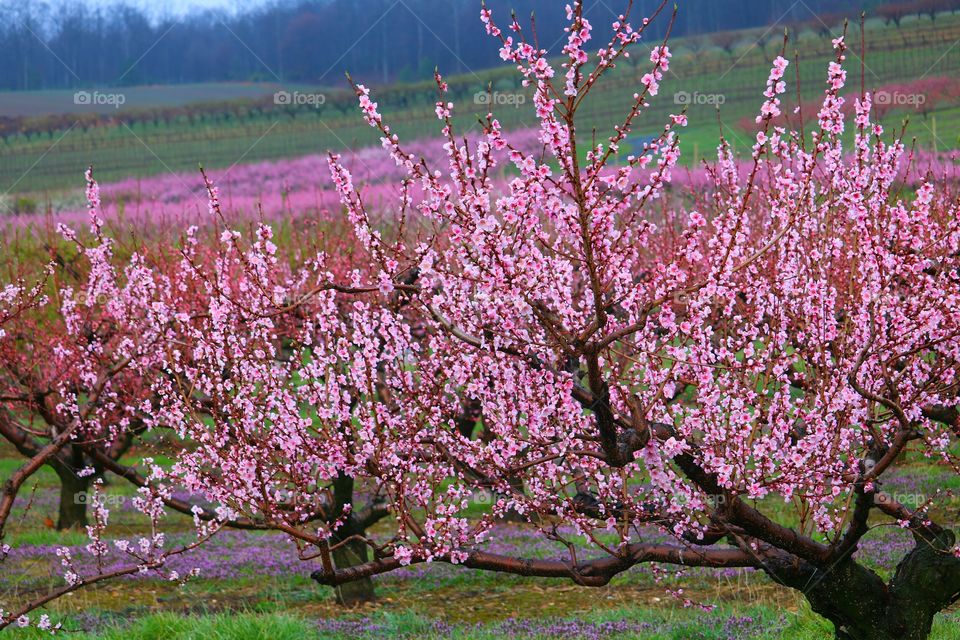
[2,440,960,638]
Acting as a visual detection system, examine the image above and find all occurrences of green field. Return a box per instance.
[0,83,303,118]
[1,12,958,198]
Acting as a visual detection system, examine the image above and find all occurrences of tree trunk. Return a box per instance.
[328,473,376,606]
[55,472,89,531]
[769,530,960,640]
[331,537,376,606]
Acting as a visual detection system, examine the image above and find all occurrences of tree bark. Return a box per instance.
[327,473,377,606]
[331,537,376,606]
[55,471,89,531]
[768,530,960,640]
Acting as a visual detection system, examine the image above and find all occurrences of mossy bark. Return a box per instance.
[331,538,376,606]
[769,530,960,640]
[329,473,377,606]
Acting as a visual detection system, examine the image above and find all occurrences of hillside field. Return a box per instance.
[1,12,959,201]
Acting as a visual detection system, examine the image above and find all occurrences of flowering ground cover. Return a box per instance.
[3,444,958,638]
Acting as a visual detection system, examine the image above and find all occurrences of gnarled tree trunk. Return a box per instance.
[770,530,960,640]
[331,537,376,606]
[327,474,378,606]
[54,469,89,531]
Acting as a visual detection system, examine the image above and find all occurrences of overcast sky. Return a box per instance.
[86,0,270,18]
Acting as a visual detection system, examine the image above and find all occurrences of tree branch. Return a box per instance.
[312,543,759,588]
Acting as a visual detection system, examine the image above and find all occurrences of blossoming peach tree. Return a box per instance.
[0,175,171,534]
[3,1,960,638]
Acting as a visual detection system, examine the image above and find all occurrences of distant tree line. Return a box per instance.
[0,0,922,91]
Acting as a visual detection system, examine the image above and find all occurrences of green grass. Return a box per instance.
[0,458,59,486]
[4,528,89,548]
[0,83,317,119]
[8,612,314,640]
[4,605,960,639]
[96,613,312,640]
